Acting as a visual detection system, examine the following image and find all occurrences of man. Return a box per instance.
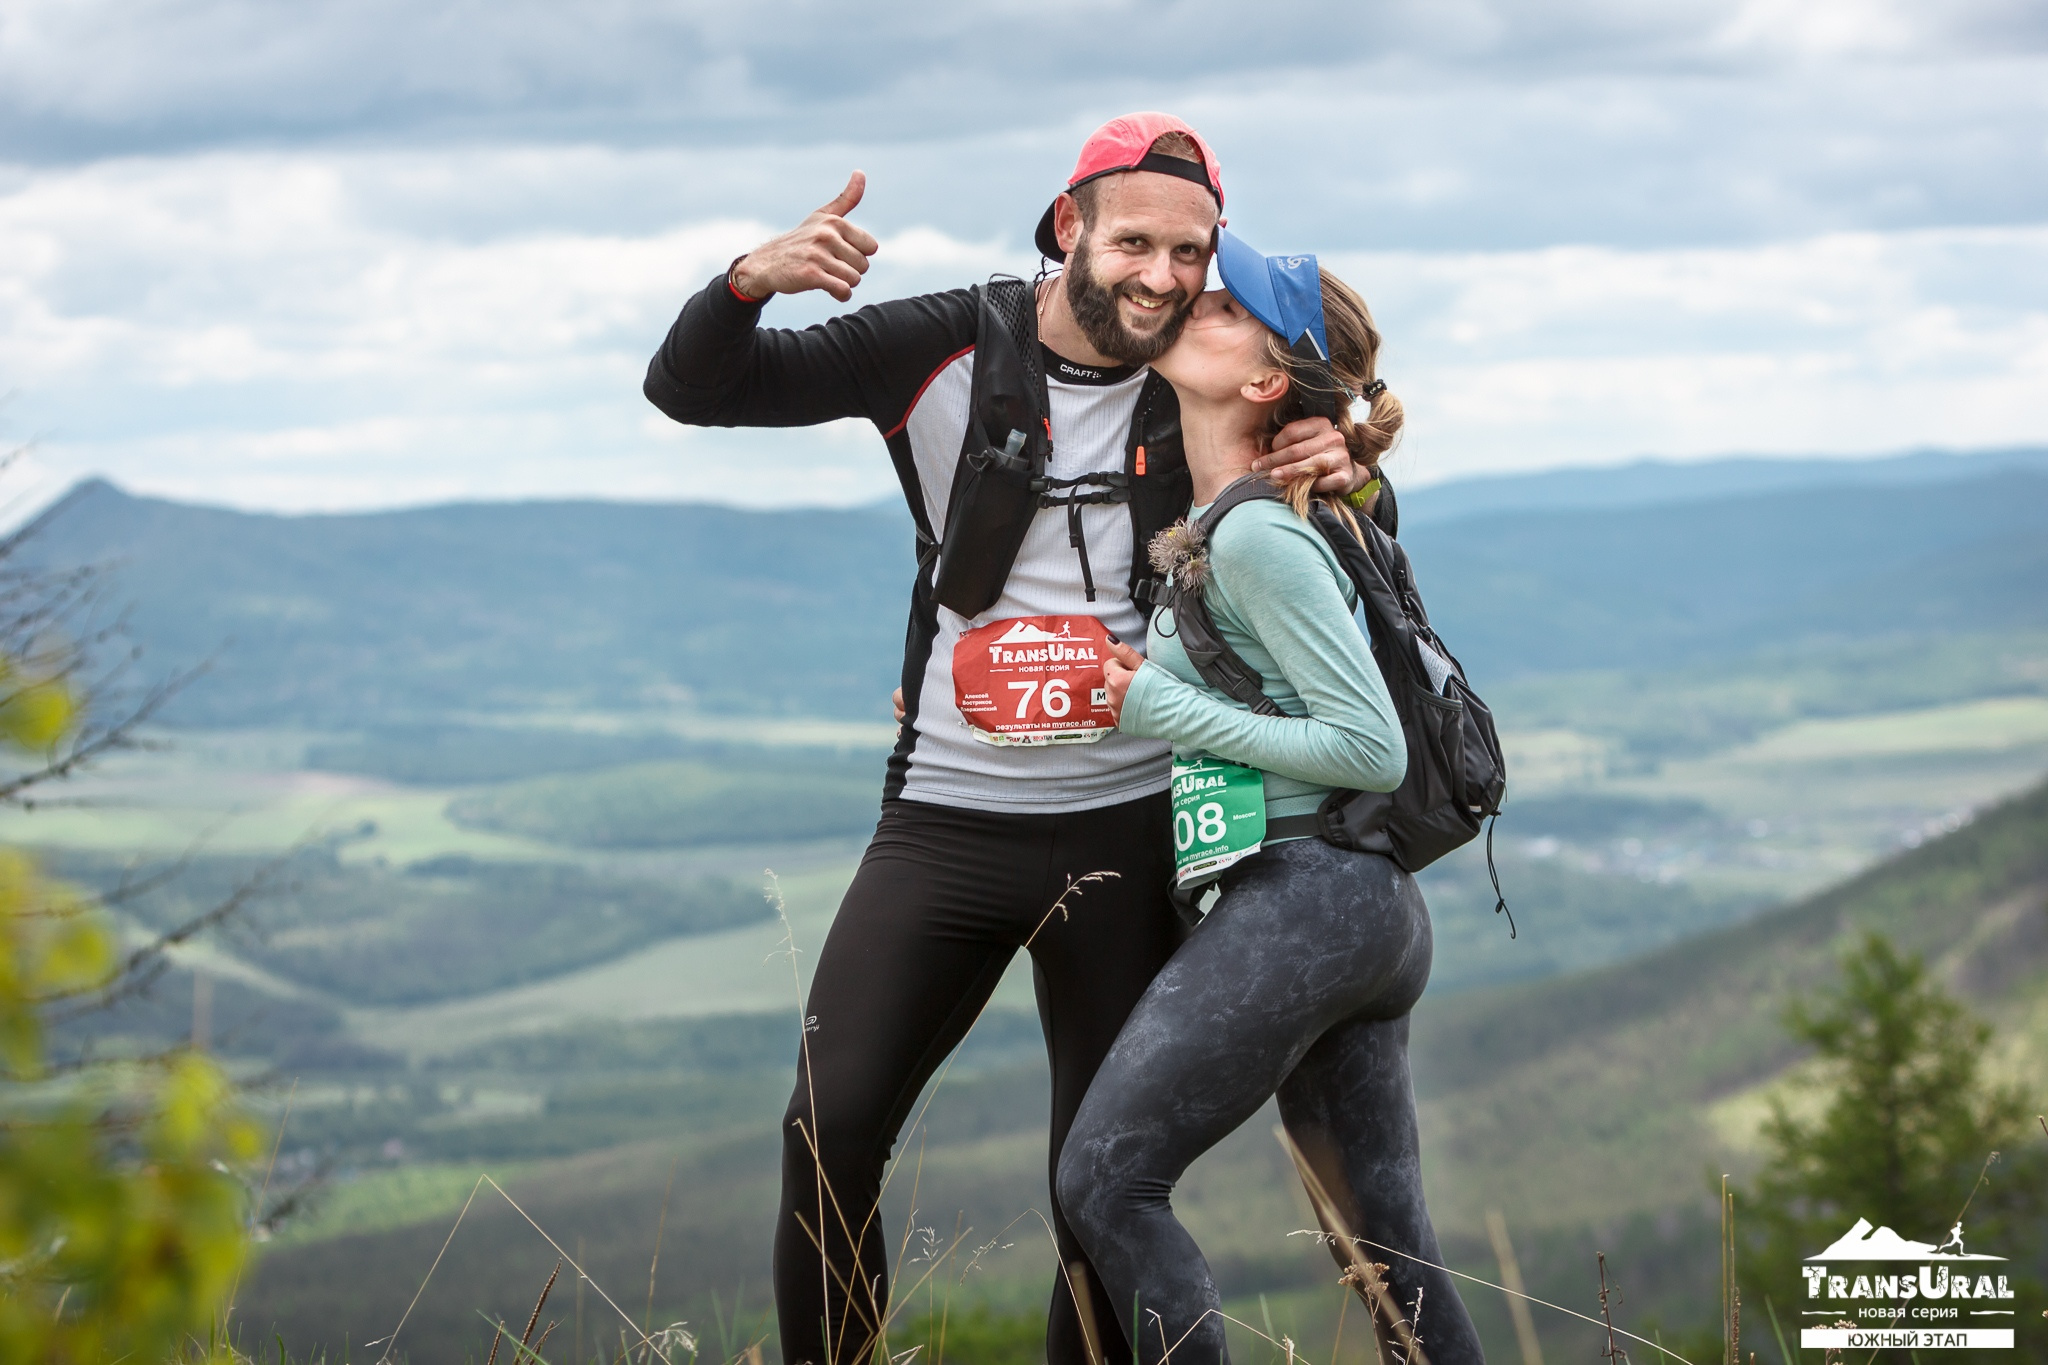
[643,112,1372,1365]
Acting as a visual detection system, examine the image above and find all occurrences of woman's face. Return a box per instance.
[1151,288,1283,406]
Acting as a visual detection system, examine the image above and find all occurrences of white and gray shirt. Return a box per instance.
[646,275,1185,814]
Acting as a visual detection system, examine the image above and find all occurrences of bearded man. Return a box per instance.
[644,112,1373,1365]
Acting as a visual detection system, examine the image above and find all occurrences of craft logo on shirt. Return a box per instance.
[953,616,1116,746]
[1053,359,1109,383]
[1797,1217,2017,1351]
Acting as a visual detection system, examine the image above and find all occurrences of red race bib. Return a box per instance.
[953,616,1116,746]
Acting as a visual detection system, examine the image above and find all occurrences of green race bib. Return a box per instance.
[1171,755,1267,888]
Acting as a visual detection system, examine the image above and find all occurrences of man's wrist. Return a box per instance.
[727,255,769,304]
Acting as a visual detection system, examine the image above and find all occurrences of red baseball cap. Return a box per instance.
[1033,112,1225,260]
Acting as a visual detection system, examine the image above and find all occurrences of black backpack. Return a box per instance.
[928,275,1190,619]
[1162,476,1513,927]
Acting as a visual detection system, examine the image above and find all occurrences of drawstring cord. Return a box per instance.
[1486,813,1514,938]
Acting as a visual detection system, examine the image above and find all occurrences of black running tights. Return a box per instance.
[774,794,1182,1365]
[1058,837,1485,1365]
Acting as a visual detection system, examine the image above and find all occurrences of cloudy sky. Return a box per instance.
[1,0,2044,512]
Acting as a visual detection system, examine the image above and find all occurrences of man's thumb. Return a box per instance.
[819,170,865,218]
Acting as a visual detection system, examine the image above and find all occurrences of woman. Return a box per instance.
[1056,232,1484,1365]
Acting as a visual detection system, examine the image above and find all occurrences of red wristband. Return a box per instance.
[726,255,767,305]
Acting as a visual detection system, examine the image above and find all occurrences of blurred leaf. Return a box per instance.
[0,677,73,752]
[0,650,254,1363]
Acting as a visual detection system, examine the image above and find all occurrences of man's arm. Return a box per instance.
[644,278,976,429]
[644,171,978,432]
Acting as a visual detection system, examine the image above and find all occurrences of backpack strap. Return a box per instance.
[930,277,1053,618]
[1164,476,1288,717]
[1124,374,1192,610]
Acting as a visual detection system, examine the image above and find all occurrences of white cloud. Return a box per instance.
[0,0,2044,512]
[2,147,2042,511]
[1335,227,2048,482]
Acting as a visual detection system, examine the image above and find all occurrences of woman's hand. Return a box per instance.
[1102,637,1146,724]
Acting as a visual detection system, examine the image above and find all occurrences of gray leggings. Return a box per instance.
[1057,837,1484,1365]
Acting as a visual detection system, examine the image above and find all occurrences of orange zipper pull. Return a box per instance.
[1135,445,1147,476]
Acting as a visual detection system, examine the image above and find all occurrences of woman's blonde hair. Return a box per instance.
[1258,269,1403,535]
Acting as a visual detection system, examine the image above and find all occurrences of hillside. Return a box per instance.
[14,479,916,724]
[1399,444,2048,525]
[14,453,2048,728]
[229,775,2048,1362]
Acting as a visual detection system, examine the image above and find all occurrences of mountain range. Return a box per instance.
[15,445,2048,727]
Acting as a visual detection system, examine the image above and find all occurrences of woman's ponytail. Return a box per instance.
[1264,269,1402,536]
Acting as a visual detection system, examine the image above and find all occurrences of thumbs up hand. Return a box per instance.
[730,172,880,303]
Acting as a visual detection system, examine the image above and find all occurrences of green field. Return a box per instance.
[13,657,2048,1360]
[222,774,2048,1362]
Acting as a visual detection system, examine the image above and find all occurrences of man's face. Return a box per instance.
[1058,172,1216,365]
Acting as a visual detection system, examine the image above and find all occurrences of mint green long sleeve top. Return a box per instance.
[1118,497,1407,825]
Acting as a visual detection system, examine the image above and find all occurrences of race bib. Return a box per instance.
[954,616,1116,746]
[1171,756,1267,887]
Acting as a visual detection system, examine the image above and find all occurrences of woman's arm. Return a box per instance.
[1114,510,1406,792]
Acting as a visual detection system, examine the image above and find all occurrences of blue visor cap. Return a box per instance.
[1214,228,1329,360]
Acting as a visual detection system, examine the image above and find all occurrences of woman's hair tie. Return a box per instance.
[1359,378,1388,401]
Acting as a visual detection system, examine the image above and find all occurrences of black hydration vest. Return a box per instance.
[928,276,1192,619]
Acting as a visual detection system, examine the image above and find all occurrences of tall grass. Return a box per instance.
[319,865,1734,1365]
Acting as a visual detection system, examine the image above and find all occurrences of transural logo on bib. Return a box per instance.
[953,616,1115,746]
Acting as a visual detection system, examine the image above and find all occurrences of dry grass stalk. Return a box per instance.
[221,1077,298,1337]
[1290,1212,1697,1365]
[373,1173,488,1363]
[482,1175,671,1361]
[524,1261,563,1353]
[1719,1178,1737,1365]
[1273,1126,1428,1365]
[1597,1254,1627,1365]
[485,1258,560,1365]
[647,1158,679,1335]
[1065,1257,1108,1365]
[1484,1208,1543,1365]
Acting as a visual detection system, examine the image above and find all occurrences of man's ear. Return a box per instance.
[1242,368,1290,405]
[1053,192,1085,257]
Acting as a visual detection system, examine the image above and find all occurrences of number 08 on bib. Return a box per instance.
[1170,755,1267,887]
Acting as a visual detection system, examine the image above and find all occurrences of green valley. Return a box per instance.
[8,451,2046,1361]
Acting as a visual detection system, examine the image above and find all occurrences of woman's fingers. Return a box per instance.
[1101,643,1145,724]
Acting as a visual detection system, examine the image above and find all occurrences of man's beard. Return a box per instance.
[1063,237,1194,365]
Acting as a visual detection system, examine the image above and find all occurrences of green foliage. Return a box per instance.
[1741,933,2043,1323]
[0,848,262,1363]
[445,758,882,849]
[59,847,771,1005]
[894,1303,1048,1365]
